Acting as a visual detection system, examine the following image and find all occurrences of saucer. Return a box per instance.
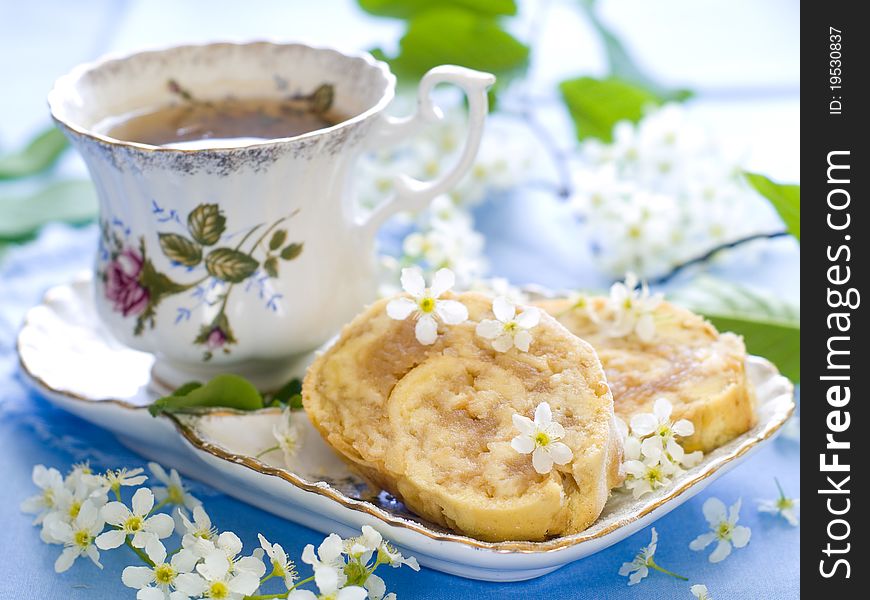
[17,273,795,581]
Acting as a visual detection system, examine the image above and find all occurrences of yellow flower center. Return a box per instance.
[503,321,518,333]
[418,297,436,313]
[776,497,794,510]
[716,521,733,540]
[344,561,368,586]
[273,559,286,576]
[534,432,551,447]
[627,225,643,239]
[624,298,633,309]
[125,515,144,532]
[167,485,185,505]
[208,581,229,599]
[644,465,663,485]
[68,500,82,520]
[155,564,175,585]
[43,488,55,507]
[74,530,92,548]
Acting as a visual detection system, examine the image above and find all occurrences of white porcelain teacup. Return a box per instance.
[48,41,494,388]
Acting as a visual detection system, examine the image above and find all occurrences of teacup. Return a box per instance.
[48,42,494,389]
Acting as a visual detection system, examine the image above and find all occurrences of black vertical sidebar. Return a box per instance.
[803,1,866,594]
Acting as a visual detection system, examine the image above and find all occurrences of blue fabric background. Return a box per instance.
[0,1,799,597]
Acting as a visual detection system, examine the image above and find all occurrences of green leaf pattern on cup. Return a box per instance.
[157,232,202,266]
[99,202,303,360]
[204,247,260,283]
[187,203,227,245]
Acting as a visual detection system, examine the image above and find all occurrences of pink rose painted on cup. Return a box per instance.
[206,327,228,350]
[105,248,149,316]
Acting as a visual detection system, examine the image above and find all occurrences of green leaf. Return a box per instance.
[264,256,279,278]
[359,0,517,18]
[744,172,800,241]
[559,77,662,142]
[280,243,304,261]
[149,373,263,416]
[187,203,226,246]
[577,1,692,102]
[384,9,529,84]
[268,378,303,409]
[669,276,800,382]
[269,229,288,251]
[204,247,260,283]
[158,233,202,266]
[0,127,69,180]
[172,381,203,396]
[0,180,97,242]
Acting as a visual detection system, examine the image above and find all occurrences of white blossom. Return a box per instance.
[476,296,541,352]
[690,497,751,562]
[174,550,260,600]
[377,541,420,572]
[301,533,345,583]
[757,479,799,527]
[270,408,303,465]
[20,465,65,524]
[121,538,197,600]
[47,499,105,573]
[258,533,297,588]
[691,584,713,599]
[148,463,200,510]
[631,398,699,466]
[594,272,663,342]
[344,525,382,563]
[104,467,148,493]
[618,527,658,585]
[201,531,266,579]
[286,564,366,600]
[622,452,678,499]
[177,505,217,557]
[66,462,106,495]
[96,488,175,550]
[618,528,686,586]
[385,268,468,345]
[510,402,574,474]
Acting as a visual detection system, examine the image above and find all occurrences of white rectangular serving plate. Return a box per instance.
[17,276,795,581]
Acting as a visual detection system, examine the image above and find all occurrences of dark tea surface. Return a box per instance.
[104,95,345,146]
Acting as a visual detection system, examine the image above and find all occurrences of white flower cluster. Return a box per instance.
[619,398,703,498]
[22,461,418,599]
[386,268,543,352]
[571,104,783,279]
[588,272,663,342]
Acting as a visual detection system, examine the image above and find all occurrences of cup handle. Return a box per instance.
[360,65,496,238]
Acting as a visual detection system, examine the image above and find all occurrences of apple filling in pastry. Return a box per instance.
[303,292,623,542]
[534,296,756,453]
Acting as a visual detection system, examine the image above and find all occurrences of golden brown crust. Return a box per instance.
[534,297,756,453]
[303,292,623,541]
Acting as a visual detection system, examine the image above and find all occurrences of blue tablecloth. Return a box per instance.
[1,224,799,599]
[1,1,799,596]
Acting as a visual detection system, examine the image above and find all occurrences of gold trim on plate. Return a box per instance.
[17,278,796,554]
[168,396,794,554]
